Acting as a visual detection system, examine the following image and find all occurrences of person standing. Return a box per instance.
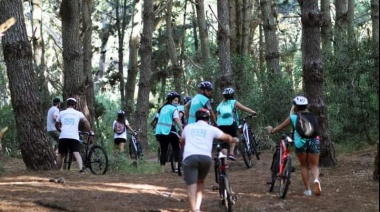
[55,98,94,173]
[113,110,135,157]
[180,108,238,212]
[266,96,321,196]
[216,88,256,161]
[46,98,61,151]
[155,91,183,172]
[184,81,217,125]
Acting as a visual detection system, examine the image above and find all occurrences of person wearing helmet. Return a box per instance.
[46,97,61,152]
[216,87,257,161]
[185,81,217,125]
[155,91,183,172]
[55,97,94,174]
[266,96,321,196]
[113,110,136,157]
[176,96,192,127]
[180,108,238,212]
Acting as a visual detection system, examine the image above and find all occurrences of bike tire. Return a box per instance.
[88,145,109,175]
[63,152,72,170]
[177,147,183,176]
[249,132,260,160]
[220,174,233,212]
[129,141,139,160]
[268,170,277,192]
[279,156,292,199]
[170,150,176,173]
[239,140,252,168]
[214,159,220,184]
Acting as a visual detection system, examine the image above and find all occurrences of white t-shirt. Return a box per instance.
[181,121,224,160]
[47,106,60,132]
[113,119,130,139]
[57,108,85,141]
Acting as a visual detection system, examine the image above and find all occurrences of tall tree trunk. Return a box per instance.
[95,14,110,92]
[217,0,233,89]
[61,0,89,119]
[229,0,238,55]
[195,0,210,68]
[371,0,379,181]
[191,4,199,52]
[298,0,337,166]
[0,0,56,170]
[334,0,348,60]
[241,0,253,56]
[166,0,182,93]
[321,0,333,53]
[82,0,95,126]
[125,0,142,118]
[116,0,128,108]
[134,0,154,150]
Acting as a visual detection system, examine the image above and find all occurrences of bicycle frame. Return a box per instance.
[278,134,292,175]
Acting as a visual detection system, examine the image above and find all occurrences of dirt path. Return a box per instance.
[0,148,378,212]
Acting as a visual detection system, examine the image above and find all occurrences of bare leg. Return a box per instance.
[195,180,204,210]
[73,152,83,171]
[56,153,64,170]
[308,153,320,180]
[297,153,310,190]
[187,184,197,212]
[229,142,236,155]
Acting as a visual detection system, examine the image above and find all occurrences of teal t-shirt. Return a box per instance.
[188,94,210,124]
[216,100,237,126]
[155,104,177,135]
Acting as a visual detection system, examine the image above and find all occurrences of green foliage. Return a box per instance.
[0,105,19,157]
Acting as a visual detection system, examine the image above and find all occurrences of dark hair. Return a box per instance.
[53,98,60,105]
[195,108,210,122]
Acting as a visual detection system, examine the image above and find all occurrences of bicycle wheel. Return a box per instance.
[88,145,109,175]
[220,174,233,212]
[170,150,176,173]
[279,156,292,199]
[129,141,140,160]
[63,151,72,170]
[239,139,252,168]
[177,147,183,176]
[269,148,280,192]
[249,132,260,160]
[214,159,220,183]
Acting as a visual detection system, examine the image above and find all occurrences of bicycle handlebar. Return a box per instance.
[239,113,257,122]
[79,131,95,136]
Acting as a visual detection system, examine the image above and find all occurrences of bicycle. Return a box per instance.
[128,130,143,160]
[63,132,109,175]
[237,114,260,168]
[212,143,237,212]
[168,131,182,176]
[267,132,293,199]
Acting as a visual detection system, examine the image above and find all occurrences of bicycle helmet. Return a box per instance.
[166,91,181,102]
[183,96,192,104]
[222,87,235,99]
[195,108,210,121]
[293,96,308,106]
[117,110,125,116]
[66,97,77,106]
[198,81,214,90]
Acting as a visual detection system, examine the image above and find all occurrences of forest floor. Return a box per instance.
[0,146,378,212]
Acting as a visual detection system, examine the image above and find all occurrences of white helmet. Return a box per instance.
[293,96,308,106]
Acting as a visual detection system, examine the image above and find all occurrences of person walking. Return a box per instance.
[216,88,256,161]
[180,108,238,212]
[266,96,321,196]
[55,98,94,173]
[184,81,217,125]
[155,91,183,172]
[113,110,136,157]
[46,97,61,152]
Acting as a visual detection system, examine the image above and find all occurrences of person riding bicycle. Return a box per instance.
[184,81,217,125]
[55,97,94,173]
[180,108,237,212]
[266,96,321,196]
[46,97,61,152]
[216,87,257,161]
[155,91,183,173]
[113,110,136,158]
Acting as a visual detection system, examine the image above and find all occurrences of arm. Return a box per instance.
[210,110,217,126]
[55,122,61,132]
[173,118,183,134]
[81,117,94,134]
[266,117,291,134]
[184,102,190,123]
[235,101,256,115]
[219,133,238,143]
[126,124,135,133]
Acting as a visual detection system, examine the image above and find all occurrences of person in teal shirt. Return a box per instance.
[155,91,183,172]
[184,81,217,125]
[216,87,256,161]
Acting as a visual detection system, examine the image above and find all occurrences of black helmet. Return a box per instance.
[195,108,210,121]
[166,91,181,102]
[222,87,235,99]
[117,110,125,116]
[198,81,214,90]
[66,97,77,106]
[53,98,61,104]
[183,96,192,104]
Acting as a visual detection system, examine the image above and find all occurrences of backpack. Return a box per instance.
[219,100,236,119]
[295,112,319,138]
[114,121,126,134]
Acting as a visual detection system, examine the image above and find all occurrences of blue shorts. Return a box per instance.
[295,138,320,154]
[183,155,212,185]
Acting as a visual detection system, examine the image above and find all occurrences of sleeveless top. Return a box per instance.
[155,104,178,135]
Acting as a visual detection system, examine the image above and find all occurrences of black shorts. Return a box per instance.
[58,138,81,154]
[218,123,237,149]
[114,138,127,145]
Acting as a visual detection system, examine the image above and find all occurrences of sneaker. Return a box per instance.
[314,179,322,196]
[303,189,312,196]
[228,154,236,161]
[79,169,85,174]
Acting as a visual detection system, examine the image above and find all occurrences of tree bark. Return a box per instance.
[195,0,210,67]
[134,0,154,150]
[298,0,337,166]
[321,0,333,53]
[217,0,233,89]
[0,0,56,170]
[229,0,238,54]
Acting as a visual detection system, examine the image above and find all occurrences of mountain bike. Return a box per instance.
[267,132,293,199]
[63,132,109,175]
[128,130,143,160]
[212,143,237,212]
[238,114,260,168]
[168,131,182,175]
